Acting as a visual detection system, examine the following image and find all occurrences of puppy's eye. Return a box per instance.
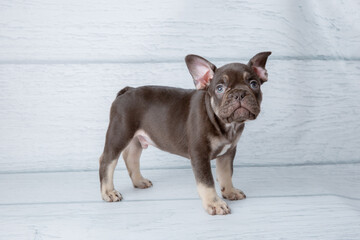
[216,84,225,94]
[249,80,259,90]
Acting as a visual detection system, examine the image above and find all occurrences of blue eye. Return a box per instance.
[216,84,225,93]
[250,80,258,89]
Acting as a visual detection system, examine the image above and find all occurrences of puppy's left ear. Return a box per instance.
[248,51,272,84]
[185,54,216,90]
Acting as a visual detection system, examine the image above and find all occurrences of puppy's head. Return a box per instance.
[185,52,271,124]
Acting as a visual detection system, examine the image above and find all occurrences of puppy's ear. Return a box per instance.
[185,55,216,90]
[248,52,272,84]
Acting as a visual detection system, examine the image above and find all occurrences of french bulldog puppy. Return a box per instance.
[99,52,271,215]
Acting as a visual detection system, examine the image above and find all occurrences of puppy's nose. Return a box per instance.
[230,91,246,101]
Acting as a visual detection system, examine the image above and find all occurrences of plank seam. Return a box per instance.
[0,56,360,65]
[0,161,359,175]
[0,194,359,207]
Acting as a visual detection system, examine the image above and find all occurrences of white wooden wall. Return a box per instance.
[0,0,359,173]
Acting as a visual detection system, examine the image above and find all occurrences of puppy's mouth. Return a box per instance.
[234,106,256,119]
[225,106,256,123]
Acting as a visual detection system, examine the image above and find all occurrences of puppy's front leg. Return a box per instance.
[216,147,246,200]
[191,156,231,215]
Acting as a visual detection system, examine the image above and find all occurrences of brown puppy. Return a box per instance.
[99,52,271,215]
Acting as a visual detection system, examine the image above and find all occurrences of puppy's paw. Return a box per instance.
[221,187,246,200]
[133,178,153,189]
[203,197,231,215]
[102,189,123,202]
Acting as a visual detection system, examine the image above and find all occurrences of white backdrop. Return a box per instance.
[0,0,359,173]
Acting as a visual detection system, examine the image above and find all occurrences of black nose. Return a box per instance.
[230,91,246,100]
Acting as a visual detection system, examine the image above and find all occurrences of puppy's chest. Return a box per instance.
[209,134,241,159]
[209,123,244,159]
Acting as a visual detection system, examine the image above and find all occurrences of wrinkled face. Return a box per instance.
[185,52,271,124]
[209,64,262,124]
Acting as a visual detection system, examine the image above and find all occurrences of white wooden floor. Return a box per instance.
[0,163,359,239]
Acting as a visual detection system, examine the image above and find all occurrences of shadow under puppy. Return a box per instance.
[99,52,271,215]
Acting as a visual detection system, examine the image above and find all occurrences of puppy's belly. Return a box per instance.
[132,129,190,158]
[134,129,156,149]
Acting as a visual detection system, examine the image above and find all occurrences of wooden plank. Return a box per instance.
[0,0,359,62]
[1,60,360,172]
[0,165,359,239]
[0,197,359,240]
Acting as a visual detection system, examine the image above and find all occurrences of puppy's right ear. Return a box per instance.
[185,55,216,90]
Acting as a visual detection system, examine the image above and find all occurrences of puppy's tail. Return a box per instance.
[116,86,134,97]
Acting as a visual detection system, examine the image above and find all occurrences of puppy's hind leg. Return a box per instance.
[99,153,122,202]
[123,137,153,189]
[99,121,133,202]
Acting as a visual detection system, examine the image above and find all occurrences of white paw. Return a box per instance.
[221,187,246,200]
[203,197,231,215]
[102,189,123,202]
[133,178,153,189]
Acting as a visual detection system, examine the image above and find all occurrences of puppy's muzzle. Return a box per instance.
[228,89,260,119]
